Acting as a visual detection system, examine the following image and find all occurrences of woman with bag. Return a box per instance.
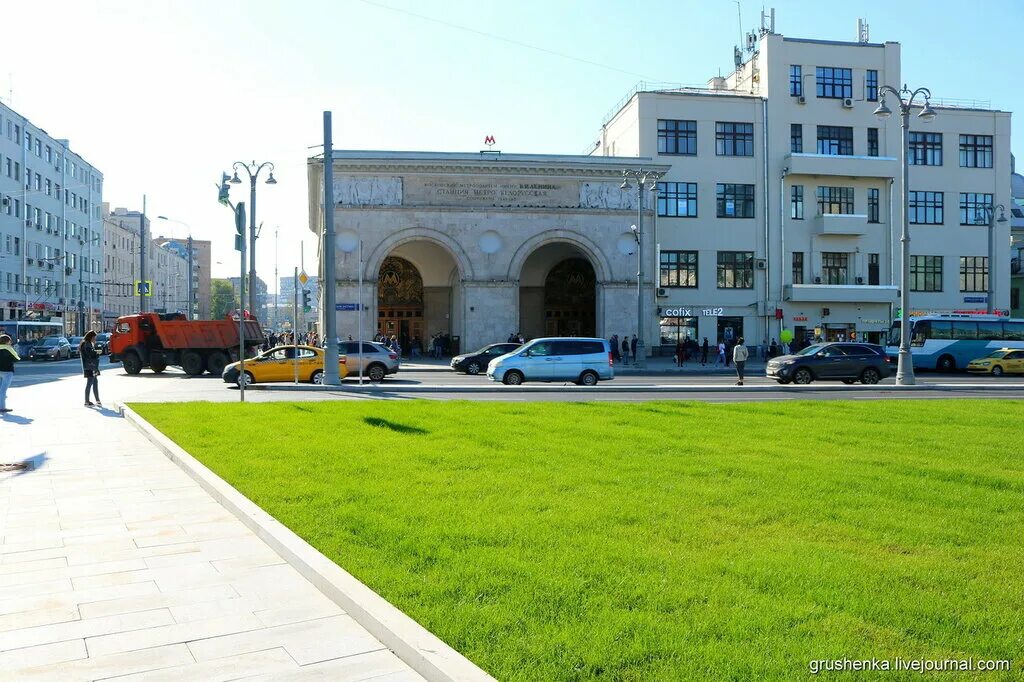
[0,334,18,413]
[81,330,102,407]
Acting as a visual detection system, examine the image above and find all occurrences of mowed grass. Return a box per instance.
[131,400,1024,681]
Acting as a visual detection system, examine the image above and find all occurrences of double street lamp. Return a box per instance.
[620,168,663,369]
[230,161,276,317]
[873,84,937,386]
[979,204,1008,314]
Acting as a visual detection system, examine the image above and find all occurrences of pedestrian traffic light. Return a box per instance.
[302,289,311,313]
[218,173,231,205]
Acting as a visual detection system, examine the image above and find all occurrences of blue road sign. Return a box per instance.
[335,303,362,311]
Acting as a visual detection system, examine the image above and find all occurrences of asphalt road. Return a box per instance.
[7,356,1024,407]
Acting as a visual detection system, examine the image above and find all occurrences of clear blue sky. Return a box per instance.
[1,0,1019,282]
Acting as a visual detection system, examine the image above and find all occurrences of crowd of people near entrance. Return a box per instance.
[261,330,320,352]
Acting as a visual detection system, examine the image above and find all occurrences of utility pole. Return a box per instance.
[321,112,340,385]
[187,235,194,319]
[139,195,147,312]
[274,226,279,329]
[230,161,276,319]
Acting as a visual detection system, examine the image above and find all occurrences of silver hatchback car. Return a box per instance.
[486,337,614,386]
[338,341,400,381]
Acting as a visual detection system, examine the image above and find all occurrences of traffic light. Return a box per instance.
[218,172,231,205]
[302,289,311,313]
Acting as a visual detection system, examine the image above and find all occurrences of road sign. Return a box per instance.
[298,271,309,286]
[234,203,246,235]
[335,303,361,311]
[135,280,153,297]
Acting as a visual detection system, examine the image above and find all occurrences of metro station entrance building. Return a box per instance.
[308,152,669,354]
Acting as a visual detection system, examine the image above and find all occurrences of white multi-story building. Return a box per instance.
[597,25,1011,349]
[0,101,104,335]
[102,205,189,328]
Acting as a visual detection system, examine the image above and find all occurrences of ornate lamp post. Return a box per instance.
[620,168,663,368]
[979,204,1008,314]
[873,84,937,386]
[230,161,276,317]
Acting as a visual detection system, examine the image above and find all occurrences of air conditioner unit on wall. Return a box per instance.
[656,288,668,297]
[797,95,807,105]
[842,98,854,108]
[814,276,822,284]
[756,259,767,270]
[856,276,864,284]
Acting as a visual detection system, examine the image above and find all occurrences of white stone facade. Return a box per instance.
[308,153,669,353]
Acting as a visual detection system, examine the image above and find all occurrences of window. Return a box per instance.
[816,126,854,155]
[816,186,854,214]
[910,255,943,291]
[658,119,697,155]
[868,253,880,285]
[660,251,698,288]
[790,65,802,96]
[790,124,803,153]
[866,70,878,101]
[868,188,880,223]
[815,67,853,99]
[867,128,879,157]
[717,251,754,288]
[791,185,804,220]
[960,256,988,292]
[716,184,755,218]
[909,191,944,224]
[960,192,993,225]
[656,182,697,217]
[716,122,754,156]
[909,132,942,166]
[821,252,849,284]
[792,252,804,284]
[959,134,993,168]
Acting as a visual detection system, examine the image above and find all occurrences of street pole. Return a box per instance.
[274,227,279,329]
[140,195,147,313]
[321,111,341,385]
[621,169,663,369]
[230,161,276,321]
[294,266,299,384]
[875,85,936,386]
[187,235,194,320]
[985,205,1006,315]
[237,202,247,403]
[358,238,363,384]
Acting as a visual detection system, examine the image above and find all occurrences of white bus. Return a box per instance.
[0,320,65,357]
[884,315,1024,371]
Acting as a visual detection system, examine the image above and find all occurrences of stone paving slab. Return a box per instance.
[1,395,423,681]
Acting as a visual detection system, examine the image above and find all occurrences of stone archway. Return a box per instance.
[518,243,598,340]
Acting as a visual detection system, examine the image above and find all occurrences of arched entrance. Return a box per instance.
[376,240,461,355]
[519,243,597,339]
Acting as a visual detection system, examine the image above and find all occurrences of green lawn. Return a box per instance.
[131,400,1024,681]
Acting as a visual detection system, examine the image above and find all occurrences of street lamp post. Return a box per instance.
[620,168,663,369]
[874,84,937,386]
[230,161,276,319]
[980,204,1008,314]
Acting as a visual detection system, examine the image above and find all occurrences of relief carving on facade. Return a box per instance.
[579,181,638,210]
[333,176,403,207]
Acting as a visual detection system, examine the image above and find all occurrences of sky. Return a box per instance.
[1,0,1021,288]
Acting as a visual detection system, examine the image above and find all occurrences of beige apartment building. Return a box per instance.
[155,235,212,320]
[598,28,1011,349]
[102,205,190,328]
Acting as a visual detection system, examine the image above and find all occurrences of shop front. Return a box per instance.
[657,306,756,355]
[783,303,891,349]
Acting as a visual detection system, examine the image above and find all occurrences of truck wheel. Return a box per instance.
[206,352,228,375]
[149,354,167,373]
[122,352,142,375]
[182,351,205,376]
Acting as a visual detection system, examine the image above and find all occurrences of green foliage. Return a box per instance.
[209,279,238,320]
[131,400,1024,681]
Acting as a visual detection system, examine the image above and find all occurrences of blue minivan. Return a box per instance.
[486,337,614,386]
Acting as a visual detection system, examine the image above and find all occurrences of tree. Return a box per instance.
[210,279,238,320]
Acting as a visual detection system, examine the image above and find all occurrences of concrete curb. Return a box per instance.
[245,381,1024,394]
[119,404,495,682]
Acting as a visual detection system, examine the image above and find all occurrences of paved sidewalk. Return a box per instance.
[0,402,421,680]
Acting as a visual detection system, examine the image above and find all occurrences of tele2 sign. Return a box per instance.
[661,307,724,317]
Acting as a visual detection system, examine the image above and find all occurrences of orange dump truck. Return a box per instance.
[109,312,264,376]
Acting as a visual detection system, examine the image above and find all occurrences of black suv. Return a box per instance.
[450,342,521,375]
[766,342,891,385]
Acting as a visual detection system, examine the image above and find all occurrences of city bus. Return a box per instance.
[885,314,1024,371]
[0,320,65,357]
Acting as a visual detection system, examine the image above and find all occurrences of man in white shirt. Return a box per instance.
[733,337,749,386]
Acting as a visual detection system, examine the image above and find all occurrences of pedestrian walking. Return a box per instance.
[80,331,102,407]
[630,335,638,364]
[769,339,779,358]
[715,340,726,366]
[701,337,709,366]
[621,336,630,364]
[733,336,749,386]
[610,335,619,363]
[0,334,18,413]
[674,339,684,367]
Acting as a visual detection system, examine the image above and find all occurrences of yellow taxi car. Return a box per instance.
[222,345,348,385]
[966,348,1024,376]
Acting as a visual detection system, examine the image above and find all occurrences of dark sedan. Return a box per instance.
[450,342,521,375]
[766,342,891,385]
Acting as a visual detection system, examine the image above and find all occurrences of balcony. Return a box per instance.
[815,213,868,236]
[785,153,898,179]
[784,283,898,304]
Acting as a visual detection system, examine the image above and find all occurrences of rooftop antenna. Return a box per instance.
[761,8,775,35]
[735,1,744,49]
[858,18,870,43]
